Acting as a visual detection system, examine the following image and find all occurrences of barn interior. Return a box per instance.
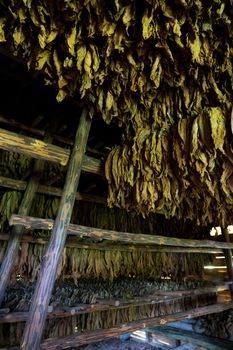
[0,1,233,349]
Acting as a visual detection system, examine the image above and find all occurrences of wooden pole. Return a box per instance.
[0,233,223,254]
[10,215,233,250]
[0,159,45,305]
[0,128,103,175]
[20,110,91,350]
[0,175,106,205]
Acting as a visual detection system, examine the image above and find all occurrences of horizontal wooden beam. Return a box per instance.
[0,286,228,324]
[9,215,233,249]
[0,233,223,253]
[149,326,233,350]
[0,114,106,157]
[2,301,233,350]
[0,175,106,205]
[0,128,103,174]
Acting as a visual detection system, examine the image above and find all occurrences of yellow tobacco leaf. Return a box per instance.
[188,31,203,64]
[13,26,25,46]
[208,107,226,153]
[76,45,87,71]
[53,49,61,75]
[67,23,77,56]
[35,50,50,70]
[142,9,153,40]
[0,18,6,42]
[38,25,47,49]
[56,89,67,102]
[150,55,162,88]
[84,50,92,77]
[106,91,114,111]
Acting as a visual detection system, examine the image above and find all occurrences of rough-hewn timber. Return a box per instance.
[21,110,91,350]
[0,159,45,305]
[0,233,223,254]
[0,175,106,205]
[0,128,103,174]
[24,301,233,349]
[10,215,233,249]
[0,286,228,324]
[149,326,233,350]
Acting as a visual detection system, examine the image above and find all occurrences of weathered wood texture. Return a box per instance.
[0,233,223,254]
[21,110,91,350]
[0,175,106,205]
[0,128,103,174]
[2,301,233,350]
[149,326,233,350]
[0,160,45,306]
[0,114,105,155]
[0,286,227,324]
[10,215,233,249]
[26,301,233,349]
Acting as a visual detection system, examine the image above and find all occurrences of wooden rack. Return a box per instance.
[1,114,233,349]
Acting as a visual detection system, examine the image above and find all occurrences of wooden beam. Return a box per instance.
[27,301,233,349]
[0,115,44,137]
[2,301,233,350]
[0,233,223,254]
[0,286,227,324]
[9,215,233,249]
[149,326,233,350]
[0,175,106,205]
[0,158,45,305]
[21,110,91,350]
[0,128,103,174]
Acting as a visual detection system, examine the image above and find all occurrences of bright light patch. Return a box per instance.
[204,265,226,269]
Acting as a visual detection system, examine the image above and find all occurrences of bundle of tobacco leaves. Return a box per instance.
[0,0,232,225]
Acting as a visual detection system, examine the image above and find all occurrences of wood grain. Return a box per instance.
[9,215,233,250]
[20,110,91,350]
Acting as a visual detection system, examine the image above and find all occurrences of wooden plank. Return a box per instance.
[0,114,105,156]
[149,326,233,350]
[1,301,233,350]
[0,232,223,253]
[29,301,233,349]
[20,110,91,350]
[9,215,233,249]
[0,175,106,205]
[0,288,226,323]
[0,158,45,305]
[0,128,103,174]
[0,128,68,165]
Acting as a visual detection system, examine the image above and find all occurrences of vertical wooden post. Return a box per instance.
[222,228,233,296]
[20,109,91,350]
[0,159,44,305]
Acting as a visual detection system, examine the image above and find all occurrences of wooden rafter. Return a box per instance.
[0,128,103,175]
[0,233,223,254]
[0,175,106,205]
[9,215,233,250]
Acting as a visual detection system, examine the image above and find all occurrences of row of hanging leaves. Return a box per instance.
[0,0,232,226]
